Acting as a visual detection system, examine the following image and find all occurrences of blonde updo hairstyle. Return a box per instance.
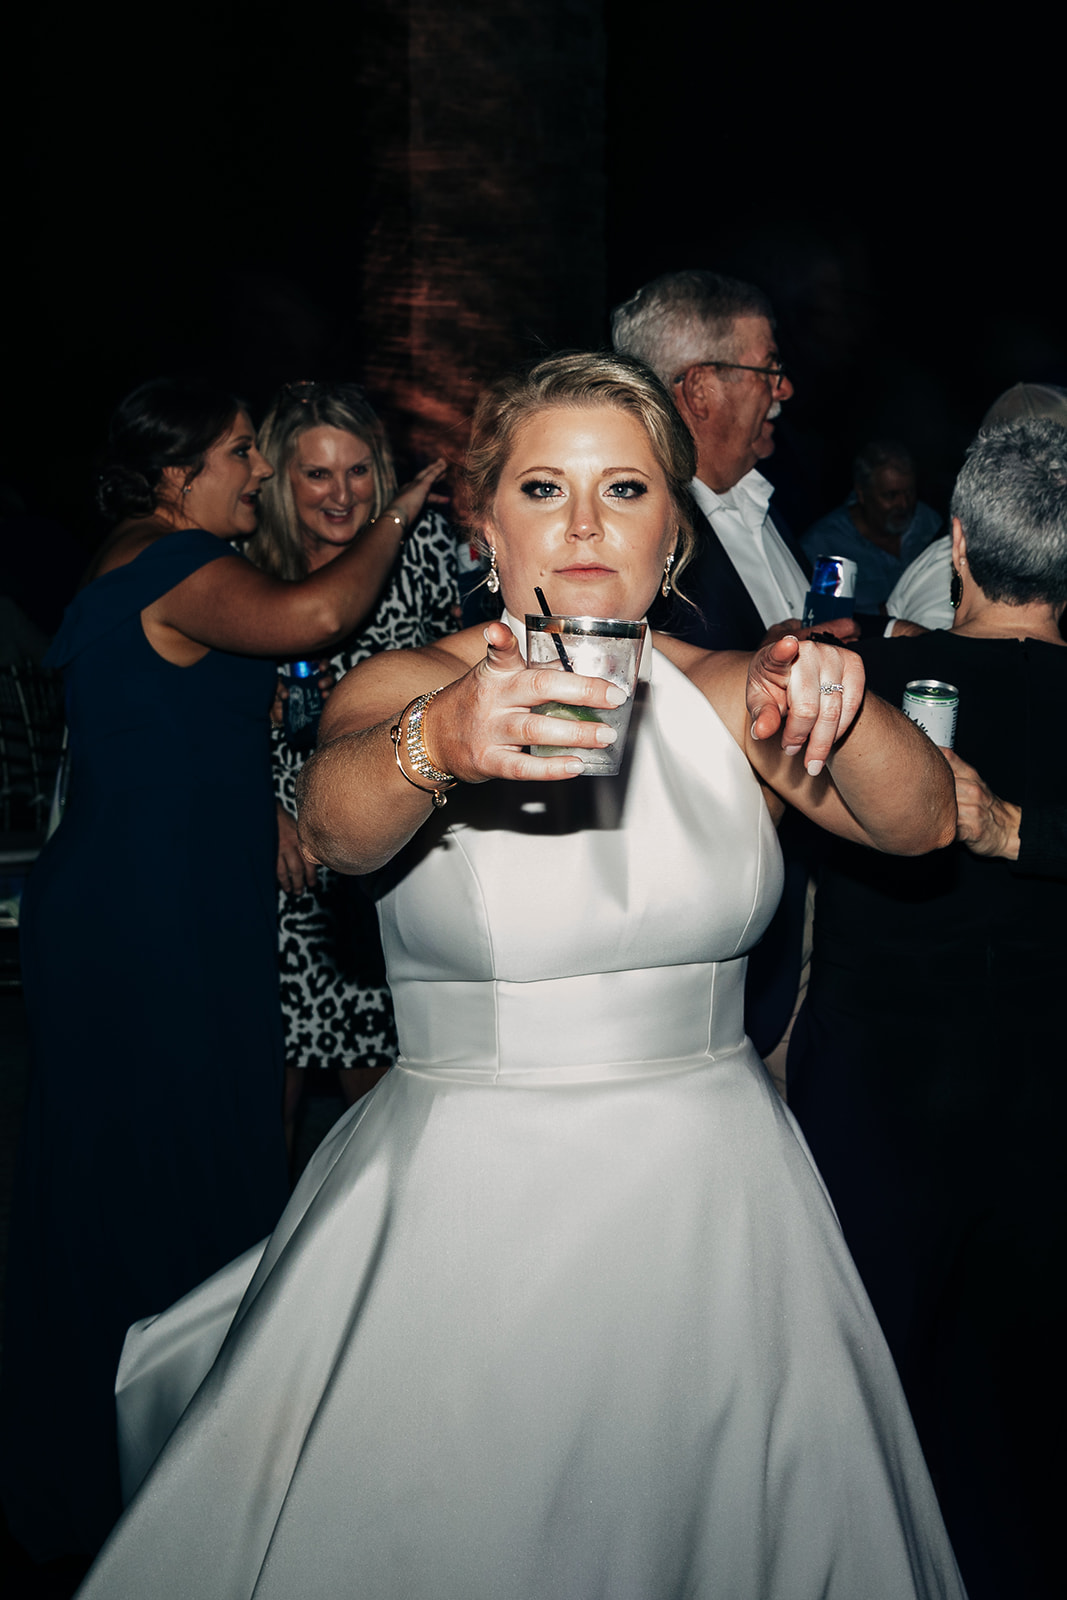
[245,382,398,581]
[464,352,697,604]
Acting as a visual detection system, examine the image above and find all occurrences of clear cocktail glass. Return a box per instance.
[524,614,647,776]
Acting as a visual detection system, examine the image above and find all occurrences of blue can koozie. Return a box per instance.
[283,661,324,752]
[802,555,858,628]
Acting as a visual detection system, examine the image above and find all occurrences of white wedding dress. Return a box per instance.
[77,633,965,1599]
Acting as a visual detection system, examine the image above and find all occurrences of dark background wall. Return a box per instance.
[3,3,1062,578]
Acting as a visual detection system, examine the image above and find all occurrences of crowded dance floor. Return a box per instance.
[2,7,1062,1598]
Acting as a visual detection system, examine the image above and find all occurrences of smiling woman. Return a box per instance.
[240,381,459,1125]
[75,356,964,1600]
[0,376,445,1565]
[166,413,268,536]
[290,426,379,556]
[244,382,402,582]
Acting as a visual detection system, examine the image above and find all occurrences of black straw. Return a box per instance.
[534,587,574,672]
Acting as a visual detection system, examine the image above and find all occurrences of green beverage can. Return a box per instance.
[902,679,958,748]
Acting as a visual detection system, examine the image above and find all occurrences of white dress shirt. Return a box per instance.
[690,471,807,628]
[886,536,954,632]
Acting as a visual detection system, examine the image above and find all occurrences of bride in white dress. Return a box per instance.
[78,354,965,1599]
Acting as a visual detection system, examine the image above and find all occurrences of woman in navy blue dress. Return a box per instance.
[0,379,444,1564]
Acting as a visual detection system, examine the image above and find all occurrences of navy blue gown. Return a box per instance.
[0,531,290,1560]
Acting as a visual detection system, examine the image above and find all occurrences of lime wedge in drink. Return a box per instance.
[530,701,606,760]
[533,701,605,725]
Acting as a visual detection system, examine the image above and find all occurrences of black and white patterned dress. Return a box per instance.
[273,511,460,1070]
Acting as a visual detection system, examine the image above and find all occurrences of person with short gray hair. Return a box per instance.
[888,385,1067,631]
[610,270,776,390]
[789,411,1067,1600]
[801,438,942,612]
[950,416,1067,605]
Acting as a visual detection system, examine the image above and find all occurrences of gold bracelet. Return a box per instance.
[382,511,406,532]
[389,689,457,809]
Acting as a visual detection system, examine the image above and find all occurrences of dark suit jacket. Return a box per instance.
[648,493,811,652]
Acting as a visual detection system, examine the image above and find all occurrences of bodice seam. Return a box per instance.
[444,825,504,1084]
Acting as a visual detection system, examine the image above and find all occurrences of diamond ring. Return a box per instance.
[819,682,845,695]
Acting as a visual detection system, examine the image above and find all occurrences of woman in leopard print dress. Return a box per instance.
[246,382,459,1120]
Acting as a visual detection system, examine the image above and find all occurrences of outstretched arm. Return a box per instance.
[297,622,628,875]
[146,461,448,658]
[674,634,957,855]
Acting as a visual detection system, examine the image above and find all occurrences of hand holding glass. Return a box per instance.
[525,615,646,776]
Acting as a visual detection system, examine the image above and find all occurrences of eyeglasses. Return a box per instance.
[673,360,787,389]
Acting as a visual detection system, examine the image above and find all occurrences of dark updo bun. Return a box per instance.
[96,463,157,521]
[96,377,245,521]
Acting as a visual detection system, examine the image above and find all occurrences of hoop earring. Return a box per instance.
[950,564,963,610]
[661,551,675,598]
[486,546,500,595]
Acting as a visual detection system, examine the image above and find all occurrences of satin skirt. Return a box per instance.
[81,965,964,1599]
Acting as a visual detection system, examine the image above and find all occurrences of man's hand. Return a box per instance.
[943,748,1021,859]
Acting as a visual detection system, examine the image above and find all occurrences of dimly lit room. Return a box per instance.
[2,5,1061,1597]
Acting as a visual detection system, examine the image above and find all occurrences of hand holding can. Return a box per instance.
[283,661,325,752]
[803,555,858,629]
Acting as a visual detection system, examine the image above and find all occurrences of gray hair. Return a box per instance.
[951,418,1067,605]
[610,270,775,389]
[853,439,916,491]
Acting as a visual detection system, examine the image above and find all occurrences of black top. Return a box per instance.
[812,629,1067,1012]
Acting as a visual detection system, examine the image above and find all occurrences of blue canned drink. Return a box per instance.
[902,680,958,748]
[283,660,324,752]
[802,555,858,627]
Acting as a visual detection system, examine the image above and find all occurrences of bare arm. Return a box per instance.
[297,622,628,875]
[666,633,956,855]
[144,461,447,658]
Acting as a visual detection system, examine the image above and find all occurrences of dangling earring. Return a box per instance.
[486,546,500,594]
[950,563,963,610]
[661,550,675,598]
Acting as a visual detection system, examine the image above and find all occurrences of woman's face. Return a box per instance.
[180,413,272,538]
[288,425,377,564]
[487,404,677,621]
